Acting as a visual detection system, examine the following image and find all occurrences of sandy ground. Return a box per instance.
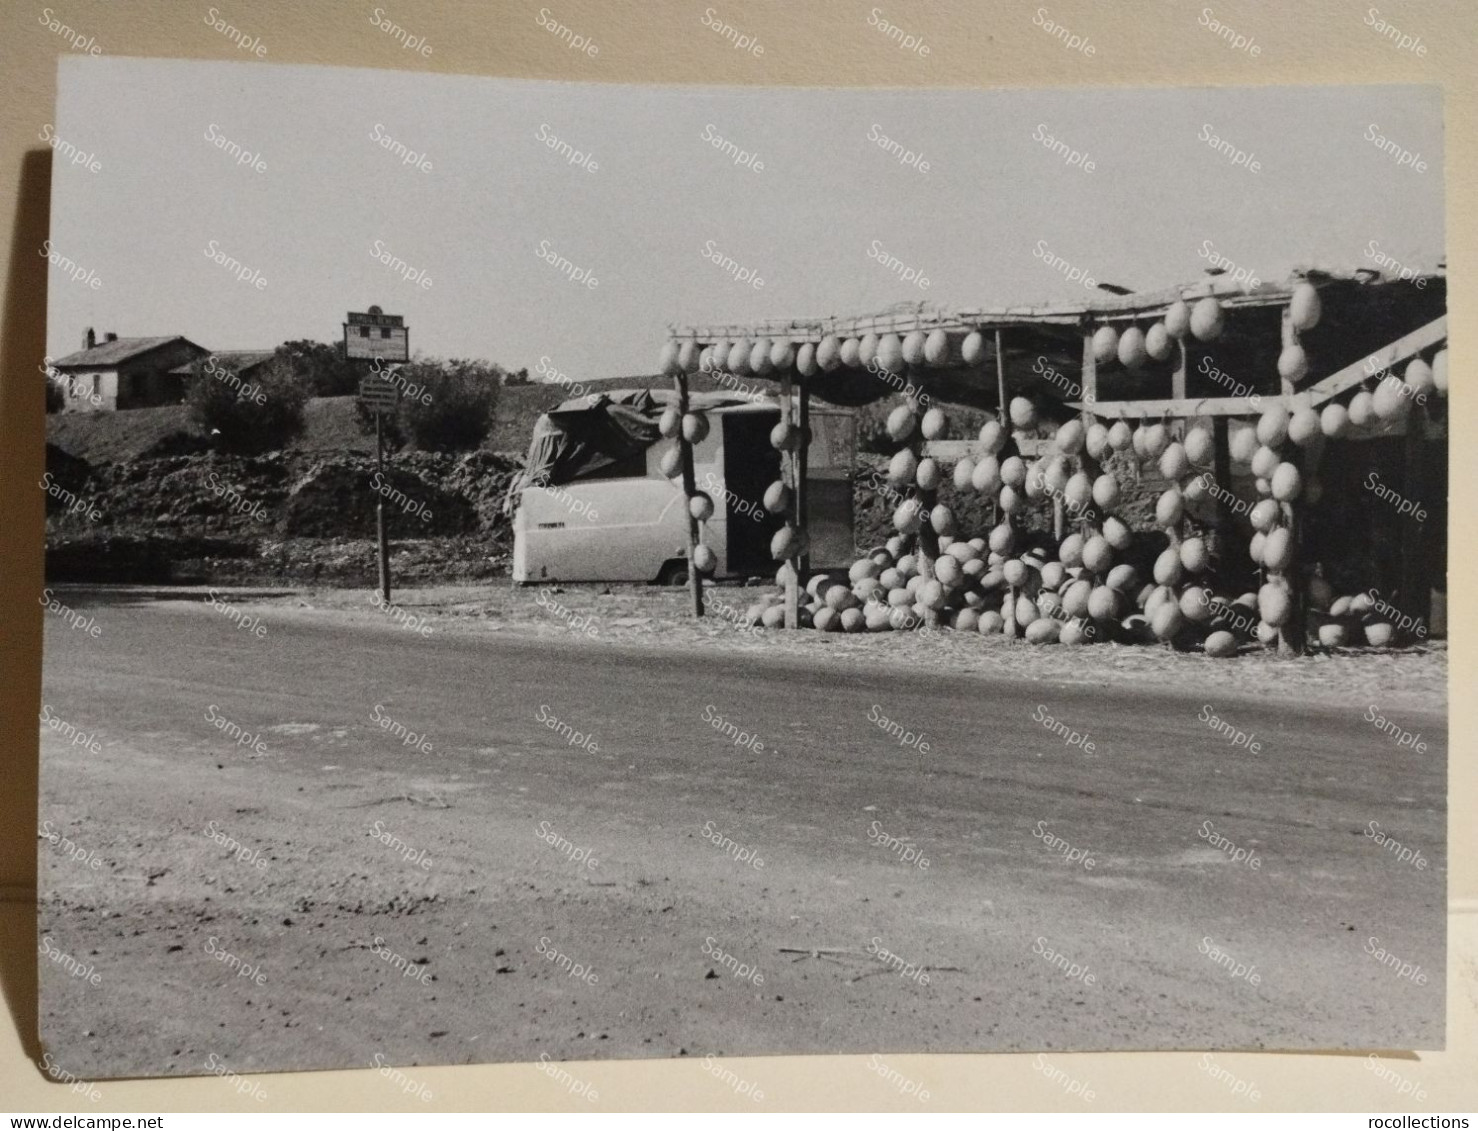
[37,586,1446,1085]
[265,582,1446,713]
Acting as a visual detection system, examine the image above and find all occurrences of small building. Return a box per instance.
[48,328,209,412]
[168,350,279,391]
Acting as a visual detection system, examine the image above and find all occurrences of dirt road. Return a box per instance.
[38,588,1446,1083]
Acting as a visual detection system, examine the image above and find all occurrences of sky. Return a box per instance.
[47,57,1443,380]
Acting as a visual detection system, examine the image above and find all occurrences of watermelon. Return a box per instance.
[978,419,1006,454]
[1153,548,1183,586]
[1180,586,1213,622]
[795,342,817,376]
[1159,441,1189,481]
[1102,516,1131,550]
[1025,618,1061,644]
[1063,471,1092,510]
[1287,406,1320,446]
[1180,537,1209,573]
[1165,299,1192,338]
[1290,282,1322,331]
[901,330,927,366]
[925,328,950,366]
[1250,445,1280,479]
[1261,526,1293,571]
[729,338,752,374]
[1258,582,1291,627]
[1373,375,1411,421]
[1056,418,1086,454]
[1405,358,1436,398]
[1118,326,1149,369]
[1151,602,1184,641]
[817,335,842,371]
[1184,426,1213,464]
[682,412,710,444]
[1082,535,1114,574]
[764,480,791,514]
[1145,321,1174,361]
[1092,325,1119,365]
[961,330,986,366]
[1156,487,1184,527]
[876,333,905,373]
[913,455,939,490]
[678,340,701,373]
[1190,297,1224,340]
[1204,631,1238,658]
[921,407,949,440]
[1271,462,1302,502]
[1277,344,1309,384]
[1320,403,1349,437]
[1256,403,1290,447]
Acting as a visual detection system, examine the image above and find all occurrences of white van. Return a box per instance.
[512,394,854,584]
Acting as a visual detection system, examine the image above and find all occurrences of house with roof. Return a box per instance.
[48,328,209,412]
[168,350,279,395]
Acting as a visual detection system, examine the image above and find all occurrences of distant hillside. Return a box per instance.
[45,374,817,464]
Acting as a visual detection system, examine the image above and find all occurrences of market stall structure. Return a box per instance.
[657,266,1447,654]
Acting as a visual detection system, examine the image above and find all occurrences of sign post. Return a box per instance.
[346,306,410,605]
[358,375,400,604]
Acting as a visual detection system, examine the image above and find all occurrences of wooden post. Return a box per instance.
[780,371,799,629]
[375,409,390,604]
[674,371,704,618]
[1279,308,1298,396]
[1398,405,1432,633]
[1276,444,1306,656]
[1275,308,1305,653]
[1080,324,1098,408]
[911,392,940,628]
[996,328,1009,421]
[1212,416,1233,551]
[797,379,811,576]
[996,329,1019,640]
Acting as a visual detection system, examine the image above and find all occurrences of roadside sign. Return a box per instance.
[358,375,400,413]
[345,306,409,362]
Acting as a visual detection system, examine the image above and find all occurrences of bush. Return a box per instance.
[186,356,307,455]
[275,339,361,397]
[355,358,500,452]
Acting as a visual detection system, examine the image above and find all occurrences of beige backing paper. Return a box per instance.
[0,0,1473,1112]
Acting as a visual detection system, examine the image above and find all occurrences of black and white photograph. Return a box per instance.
[35,51,1446,1093]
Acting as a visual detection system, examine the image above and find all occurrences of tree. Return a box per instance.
[355,357,500,452]
[186,355,308,454]
[45,378,64,413]
[274,339,361,397]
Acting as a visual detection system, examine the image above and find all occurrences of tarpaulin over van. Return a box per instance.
[505,388,757,510]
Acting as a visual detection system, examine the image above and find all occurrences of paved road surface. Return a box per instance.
[38,592,1446,1085]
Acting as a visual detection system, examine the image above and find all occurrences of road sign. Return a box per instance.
[358,375,400,413]
[345,306,409,362]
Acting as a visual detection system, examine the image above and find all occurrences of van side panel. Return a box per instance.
[514,425,727,582]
